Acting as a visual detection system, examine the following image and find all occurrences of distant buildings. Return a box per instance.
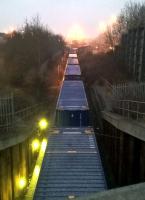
[120,27,145,82]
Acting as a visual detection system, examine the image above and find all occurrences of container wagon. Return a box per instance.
[55,80,90,127]
[64,64,81,80]
[67,57,79,65]
[33,51,107,200]
[68,53,77,58]
[34,127,107,200]
[69,48,77,54]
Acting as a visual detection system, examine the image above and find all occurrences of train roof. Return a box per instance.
[34,127,107,199]
[67,57,79,65]
[68,53,77,58]
[56,81,89,110]
[65,64,81,76]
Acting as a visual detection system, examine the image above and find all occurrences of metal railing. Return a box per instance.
[112,99,145,120]
[15,103,44,120]
[0,102,46,133]
[112,82,145,102]
[0,93,14,132]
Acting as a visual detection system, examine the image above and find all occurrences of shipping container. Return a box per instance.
[67,57,79,65]
[69,48,77,54]
[68,53,77,58]
[55,81,91,127]
[65,64,81,80]
[34,127,107,200]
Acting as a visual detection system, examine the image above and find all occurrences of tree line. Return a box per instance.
[0,17,65,106]
[79,2,144,86]
[100,1,145,50]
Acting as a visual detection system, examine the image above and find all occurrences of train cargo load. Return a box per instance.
[55,81,91,127]
[67,57,79,65]
[68,53,77,58]
[64,64,81,80]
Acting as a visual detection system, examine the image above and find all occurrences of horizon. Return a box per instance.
[0,0,144,41]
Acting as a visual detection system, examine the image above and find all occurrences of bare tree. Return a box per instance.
[3,16,65,101]
[98,1,145,50]
[121,1,145,30]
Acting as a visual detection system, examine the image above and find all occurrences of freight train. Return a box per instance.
[55,53,91,127]
[34,51,107,200]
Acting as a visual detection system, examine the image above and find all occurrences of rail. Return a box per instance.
[112,82,145,101]
[112,99,145,120]
[0,103,46,132]
[15,103,44,120]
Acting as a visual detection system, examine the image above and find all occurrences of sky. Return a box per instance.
[0,0,144,39]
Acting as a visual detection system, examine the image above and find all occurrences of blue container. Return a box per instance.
[55,110,90,127]
[65,64,81,80]
[67,57,79,65]
[55,81,90,127]
[68,53,77,58]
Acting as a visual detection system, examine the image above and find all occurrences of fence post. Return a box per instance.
[11,93,15,123]
[128,101,130,119]
[137,102,139,120]
[122,101,124,116]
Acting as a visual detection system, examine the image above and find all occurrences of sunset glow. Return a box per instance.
[98,21,107,34]
[97,15,117,34]
[66,24,86,42]
[108,15,117,25]
[4,26,16,34]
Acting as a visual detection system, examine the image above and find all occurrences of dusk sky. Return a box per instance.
[0,0,144,39]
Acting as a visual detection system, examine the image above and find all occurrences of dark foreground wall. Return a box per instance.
[98,118,145,188]
[0,131,42,200]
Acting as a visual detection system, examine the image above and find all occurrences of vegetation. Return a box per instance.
[79,1,145,87]
[78,51,129,86]
[1,16,65,106]
[104,1,145,49]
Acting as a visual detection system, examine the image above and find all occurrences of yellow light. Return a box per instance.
[32,139,40,151]
[19,177,26,189]
[38,118,48,130]
[41,139,47,152]
[34,165,40,176]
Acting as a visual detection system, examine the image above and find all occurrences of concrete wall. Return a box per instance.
[0,131,42,200]
[77,182,145,200]
[99,111,145,187]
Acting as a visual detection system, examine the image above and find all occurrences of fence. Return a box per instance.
[0,93,14,132]
[0,93,46,133]
[112,82,145,120]
[112,82,145,101]
[113,99,145,120]
[15,103,44,120]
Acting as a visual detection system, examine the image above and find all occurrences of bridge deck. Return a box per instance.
[34,128,106,200]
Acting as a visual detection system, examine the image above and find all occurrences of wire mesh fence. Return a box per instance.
[112,82,145,120]
[0,93,46,133]
[112,99,145,120]
[112,82,145,101]
[0,93,14,132]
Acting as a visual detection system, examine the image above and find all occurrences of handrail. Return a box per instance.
[114,99,145,104]
[0,103,45,131]
[112,99,145,120]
